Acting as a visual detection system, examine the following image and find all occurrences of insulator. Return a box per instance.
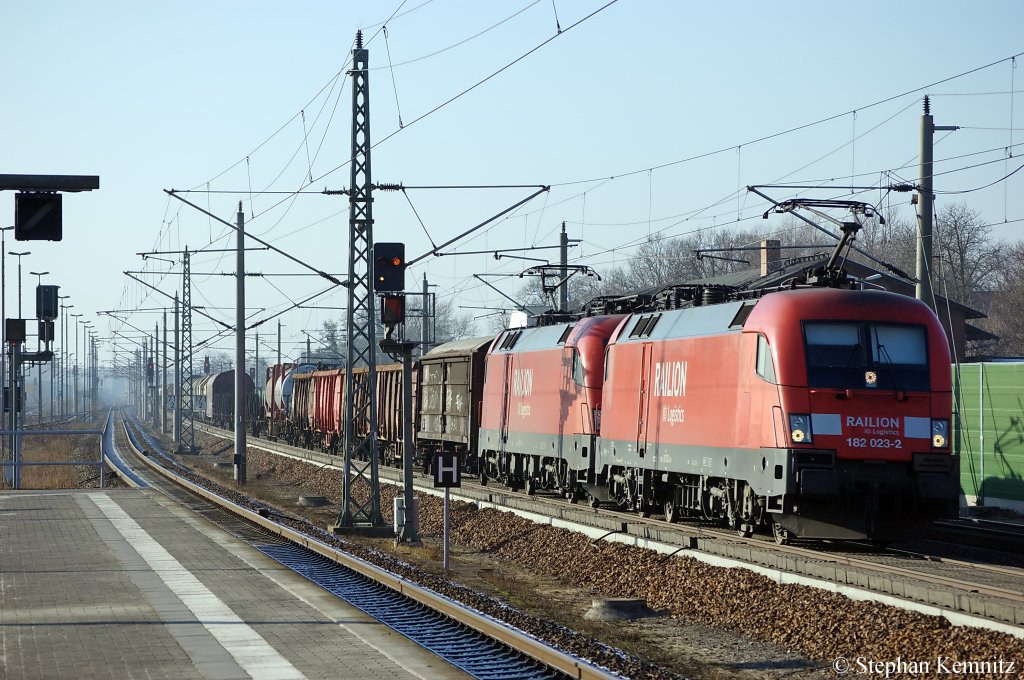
[702,287,726,306]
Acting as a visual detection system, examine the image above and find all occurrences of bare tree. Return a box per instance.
[403,296,478,347]
[933,202,998,306]
[980,240,1024,356]
[318,319,344,359]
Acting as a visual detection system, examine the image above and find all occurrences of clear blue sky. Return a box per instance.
[3,1,1023,369]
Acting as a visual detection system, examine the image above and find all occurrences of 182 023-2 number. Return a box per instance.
[846,437,902,449]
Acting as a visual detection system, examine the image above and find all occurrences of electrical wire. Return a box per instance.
[309,0,622,188]
[548,50,1024,189]
[382,25,404,128]
[369,1,541,70]
[933,161,1024,194]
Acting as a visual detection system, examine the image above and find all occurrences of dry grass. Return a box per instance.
[0,425,103,490]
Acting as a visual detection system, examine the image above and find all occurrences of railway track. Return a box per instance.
[927,516,1024,553]
[185,421,1024,634]
[113,412,665,680]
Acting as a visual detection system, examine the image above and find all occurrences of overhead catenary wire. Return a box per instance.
[369,2,541,71]
[382,26,404,128]
[544,50,1024,192]
[125,20,1024,352]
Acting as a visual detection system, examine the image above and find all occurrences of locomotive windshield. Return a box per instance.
[803,321,929,390]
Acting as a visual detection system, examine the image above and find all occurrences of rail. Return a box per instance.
[120,413,619,680]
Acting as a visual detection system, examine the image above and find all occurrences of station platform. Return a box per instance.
[0,489,470,680]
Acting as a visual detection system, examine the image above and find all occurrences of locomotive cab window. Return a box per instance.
[571,348,585,386]
[803,321,929,390]
[869,324,929,391]
[755,335,776,384]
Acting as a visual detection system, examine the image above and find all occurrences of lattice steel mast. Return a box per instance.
[177,247,196,453]
[333,30,385,530]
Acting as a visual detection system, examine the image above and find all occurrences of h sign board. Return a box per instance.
[433,453,461,488]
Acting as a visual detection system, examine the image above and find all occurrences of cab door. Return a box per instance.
[499,353,513,448]
[635,343,653,459]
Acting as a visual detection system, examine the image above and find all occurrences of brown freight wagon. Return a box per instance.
[415,336,494,475]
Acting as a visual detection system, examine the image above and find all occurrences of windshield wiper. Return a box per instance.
[839,343,863,389]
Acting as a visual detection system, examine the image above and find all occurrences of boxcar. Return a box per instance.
[416,336,494,473]
[201,370,256,429]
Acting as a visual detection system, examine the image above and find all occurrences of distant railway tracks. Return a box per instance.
[111,412,669,680]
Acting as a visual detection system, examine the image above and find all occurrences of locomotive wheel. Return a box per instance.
[525,478,536,496]
[663,500,678,524]
[479,470,488,486]
[772,521,791,545]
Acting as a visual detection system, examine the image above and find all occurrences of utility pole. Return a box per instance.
[162,310,167,433]
[333,30,386,533]
[30,270,48,423]
[173,294,181,444]
[0,226,12,466]
[151,327,158,424]
[141,333,148,420]
[58,297,70,416]
[90,333,97,414]
[421,273,431,357]
[559,221,568,313]
[916,95,959,311]
[234,202,247,483]
[254,329,259,425]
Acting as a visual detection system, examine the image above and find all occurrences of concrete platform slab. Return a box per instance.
[0,489,471,680]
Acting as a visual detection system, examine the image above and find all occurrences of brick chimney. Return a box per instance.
[760,239,781,276]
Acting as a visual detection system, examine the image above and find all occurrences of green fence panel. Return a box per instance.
[955,362,1024,503]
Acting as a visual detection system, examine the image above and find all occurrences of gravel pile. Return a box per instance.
[177,434,1023,678]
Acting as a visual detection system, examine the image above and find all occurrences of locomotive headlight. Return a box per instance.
[789,414,812,444]
[931,419,949,448]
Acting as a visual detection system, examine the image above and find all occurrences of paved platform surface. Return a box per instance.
[0,489,471,680]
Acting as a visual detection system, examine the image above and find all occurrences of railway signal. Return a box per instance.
[373,242,405,292]
[380,295,405,326]
[15,193,63,241]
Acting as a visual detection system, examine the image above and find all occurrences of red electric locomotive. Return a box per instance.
[597,287,956,543]
[479,314,626,494]
[475,200,958,543]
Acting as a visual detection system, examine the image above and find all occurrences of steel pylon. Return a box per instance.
[334,30,385,530]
